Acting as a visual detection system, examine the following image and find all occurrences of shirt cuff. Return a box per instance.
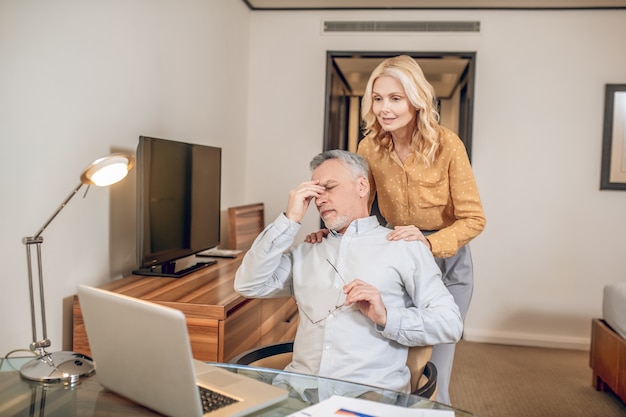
[427,234,457,258]
[272,212,301,238]
[377,307,401,340]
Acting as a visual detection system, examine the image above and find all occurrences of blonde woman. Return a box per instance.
[358,55,486,405]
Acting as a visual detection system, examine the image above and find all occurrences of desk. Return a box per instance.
[0,358,475,416]
[72,255,298,362]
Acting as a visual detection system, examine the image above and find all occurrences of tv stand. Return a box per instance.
[133,260,217,278]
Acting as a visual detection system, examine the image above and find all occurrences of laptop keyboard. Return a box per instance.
[199,386,239,413]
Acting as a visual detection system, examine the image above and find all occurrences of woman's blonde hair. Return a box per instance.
[361,55,442,166]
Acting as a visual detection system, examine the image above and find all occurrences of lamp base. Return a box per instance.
[20,351,95,385]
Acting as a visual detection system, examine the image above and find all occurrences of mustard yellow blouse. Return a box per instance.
[357,127,486,258]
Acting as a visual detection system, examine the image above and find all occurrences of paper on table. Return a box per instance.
[286,395,456,417]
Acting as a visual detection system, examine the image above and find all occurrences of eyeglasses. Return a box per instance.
[299,259,347,325]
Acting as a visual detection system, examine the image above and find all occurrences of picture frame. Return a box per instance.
[600,84,626,190]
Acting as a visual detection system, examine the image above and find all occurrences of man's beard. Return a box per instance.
[323,214,351,232]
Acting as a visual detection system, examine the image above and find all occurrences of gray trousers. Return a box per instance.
[430,244,474,405]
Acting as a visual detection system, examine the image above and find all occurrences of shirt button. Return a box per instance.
[324,345,331,351]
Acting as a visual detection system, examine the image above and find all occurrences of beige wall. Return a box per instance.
[244,9,626,349]
[2,1,626,355]
[0,0,250,354]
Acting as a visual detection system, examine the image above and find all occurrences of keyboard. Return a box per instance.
[199,386,239,413]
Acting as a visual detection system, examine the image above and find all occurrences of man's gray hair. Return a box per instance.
[309,150,369,178]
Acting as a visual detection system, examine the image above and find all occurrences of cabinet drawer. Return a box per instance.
[187,317,220,361]
[223,299,262,362]
[260,297,299,345]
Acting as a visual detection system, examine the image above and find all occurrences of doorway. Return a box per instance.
[323,51,476,161]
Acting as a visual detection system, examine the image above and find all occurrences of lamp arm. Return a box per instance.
[31,182,86,239]
[22,181,86,352]
[24,240,49,350]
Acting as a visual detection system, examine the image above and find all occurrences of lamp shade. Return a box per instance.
[80,153,135,186]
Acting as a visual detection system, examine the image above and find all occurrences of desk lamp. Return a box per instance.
[20,153,134,384]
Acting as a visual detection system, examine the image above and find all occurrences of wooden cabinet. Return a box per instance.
[590,318,626,403]
[72,255,299,362]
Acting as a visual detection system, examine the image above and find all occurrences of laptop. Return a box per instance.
[77,284,288,417]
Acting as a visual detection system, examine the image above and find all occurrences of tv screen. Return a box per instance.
[134,136,221,278]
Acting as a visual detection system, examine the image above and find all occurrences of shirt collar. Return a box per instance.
[329,216,380,237]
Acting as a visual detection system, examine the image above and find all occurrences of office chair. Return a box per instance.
[230,342,437,400]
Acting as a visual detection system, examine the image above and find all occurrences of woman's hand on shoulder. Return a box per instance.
[387,225,432,250]
[304,228,329,243]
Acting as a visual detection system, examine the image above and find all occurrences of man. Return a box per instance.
[234,150,462,394]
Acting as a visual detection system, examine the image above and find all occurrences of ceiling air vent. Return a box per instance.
[323,21,480,33]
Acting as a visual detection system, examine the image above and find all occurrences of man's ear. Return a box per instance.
[358,176,370,198]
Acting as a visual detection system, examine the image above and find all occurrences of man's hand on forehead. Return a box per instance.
[285,180,326,223]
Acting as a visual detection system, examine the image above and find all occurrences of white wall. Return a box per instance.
[2,3,625,357]
[0,0,250,355]
[245,9,626,350]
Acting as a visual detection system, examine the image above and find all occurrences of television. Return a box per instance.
[133,136,222,278]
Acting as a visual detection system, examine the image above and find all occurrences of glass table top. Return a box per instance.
[0,357,476,417]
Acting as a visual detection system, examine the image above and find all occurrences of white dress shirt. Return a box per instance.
[234,214,462,393]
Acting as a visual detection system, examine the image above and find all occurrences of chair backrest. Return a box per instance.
[407,345,432,393]
[228,203,265,250]
[230,342,294,370]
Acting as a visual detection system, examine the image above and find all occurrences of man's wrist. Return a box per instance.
[283,211,301,224]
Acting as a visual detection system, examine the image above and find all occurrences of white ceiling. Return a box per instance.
[244,0,626,9]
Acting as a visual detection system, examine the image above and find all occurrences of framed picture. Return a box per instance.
[600,84,626,190]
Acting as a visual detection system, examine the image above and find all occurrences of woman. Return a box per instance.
[358,55,486,405]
